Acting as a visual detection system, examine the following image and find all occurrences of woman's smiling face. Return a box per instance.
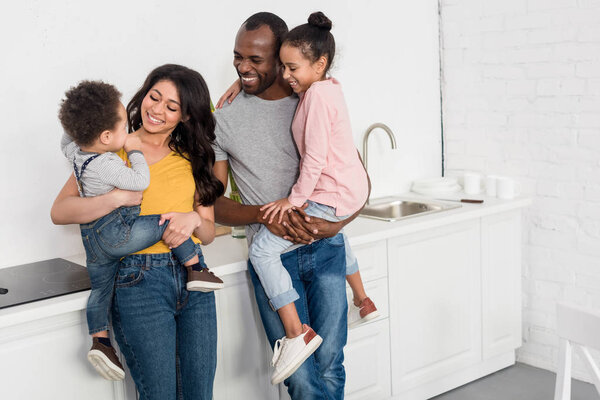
[140,79,183,135]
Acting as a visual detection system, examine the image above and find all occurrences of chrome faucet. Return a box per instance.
[362,122,397,174]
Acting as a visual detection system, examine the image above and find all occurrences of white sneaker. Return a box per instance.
[348,297,380,328]
[270,324,323,385]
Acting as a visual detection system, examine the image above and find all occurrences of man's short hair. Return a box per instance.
[243,12,289,57]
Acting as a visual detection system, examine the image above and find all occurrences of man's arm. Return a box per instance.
[213,160,316,243]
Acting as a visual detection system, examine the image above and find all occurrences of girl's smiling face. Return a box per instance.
[280,44,327,94]
[140,79,183,135]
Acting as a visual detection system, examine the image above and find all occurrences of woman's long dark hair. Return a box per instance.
[127,64,224,206]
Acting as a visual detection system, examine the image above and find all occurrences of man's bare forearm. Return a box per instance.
[214,195,261,226]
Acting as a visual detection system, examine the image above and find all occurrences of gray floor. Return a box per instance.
[431,363,599,400]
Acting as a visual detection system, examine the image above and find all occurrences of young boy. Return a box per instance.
[58,81,223,380]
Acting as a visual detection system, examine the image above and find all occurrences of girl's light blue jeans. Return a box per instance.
[248,200,358,310]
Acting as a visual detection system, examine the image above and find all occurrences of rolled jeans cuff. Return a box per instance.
[269,288,300,311]
[346,259,359,276]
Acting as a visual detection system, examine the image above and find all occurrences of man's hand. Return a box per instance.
[259,206,315,245]
[288,207,345,240]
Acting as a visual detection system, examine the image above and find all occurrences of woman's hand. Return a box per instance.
[260,198,295,224]
[159,211,201,248]
[108,188,143,208]
[215,80,242,109]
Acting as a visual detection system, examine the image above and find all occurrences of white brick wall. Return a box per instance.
[440,0,600,382]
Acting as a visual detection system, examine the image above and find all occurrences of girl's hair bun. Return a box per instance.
[308,11,332,31]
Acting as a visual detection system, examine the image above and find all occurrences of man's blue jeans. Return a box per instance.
[111,246,217,400]
[80,205,197,334]
[248,233,348,400]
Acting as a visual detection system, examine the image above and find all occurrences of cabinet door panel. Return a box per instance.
[352,240,388,281]
[345,318,392,400]
[213,271,278,400]
[482,211,522,359]
[388,221,481,394]
[0,312,132,400]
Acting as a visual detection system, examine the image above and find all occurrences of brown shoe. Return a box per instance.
[87,338,125,381]
[187,267,224,292]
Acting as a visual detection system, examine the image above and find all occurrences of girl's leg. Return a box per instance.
[249,226,301,336]
[277,303,303,338]
[346,271,368,306]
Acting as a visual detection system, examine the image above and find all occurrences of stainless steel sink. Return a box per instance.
[359,197,461,222]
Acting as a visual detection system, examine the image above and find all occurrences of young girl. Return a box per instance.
[57,79,223,381]
[245,12,379,385]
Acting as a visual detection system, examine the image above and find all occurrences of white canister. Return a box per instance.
[463,172,482,195]
[484,175,498,197]
[496,177,521,199]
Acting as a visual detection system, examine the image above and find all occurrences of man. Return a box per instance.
[212,12,359,400]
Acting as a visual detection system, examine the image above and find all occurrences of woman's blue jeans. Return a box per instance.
[248,233,348,400]
[110,246,216,400]
[81,205,197,334]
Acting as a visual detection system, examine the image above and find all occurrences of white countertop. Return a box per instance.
[0,194,531,329]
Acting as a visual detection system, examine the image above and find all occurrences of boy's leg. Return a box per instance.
[85,258,120,336]
[85,257,125,380]
[97,209,166,258]
[172,238,225,292]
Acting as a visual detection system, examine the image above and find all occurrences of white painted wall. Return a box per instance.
[0,1,441,268]
[440,0,600,383]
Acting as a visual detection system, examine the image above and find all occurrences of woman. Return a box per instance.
[51,64,224,400]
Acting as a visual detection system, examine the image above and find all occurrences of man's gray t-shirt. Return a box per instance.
[213,92,299,243]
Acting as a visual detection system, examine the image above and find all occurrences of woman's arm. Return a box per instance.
[50,174,143,225]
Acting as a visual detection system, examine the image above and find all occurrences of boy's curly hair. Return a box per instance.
[58,80,122,147]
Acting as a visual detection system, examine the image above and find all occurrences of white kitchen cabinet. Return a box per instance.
[481,210,522,360]
[388,220,482,399]
[213,270,278,400]
[0,310,135,400]
[345,318,392,400]
[1,198,530,400]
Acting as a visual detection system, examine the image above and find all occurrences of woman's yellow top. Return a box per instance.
[117,149,201,254]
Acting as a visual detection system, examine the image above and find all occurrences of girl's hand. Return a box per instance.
[215,80,242,109]
[159,211,201,248]
[108,188,143,208]
[260,198,295,224]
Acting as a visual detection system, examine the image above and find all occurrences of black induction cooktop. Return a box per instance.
[0,258,91,310]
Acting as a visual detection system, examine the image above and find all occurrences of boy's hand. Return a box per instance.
[124,135,143,153]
